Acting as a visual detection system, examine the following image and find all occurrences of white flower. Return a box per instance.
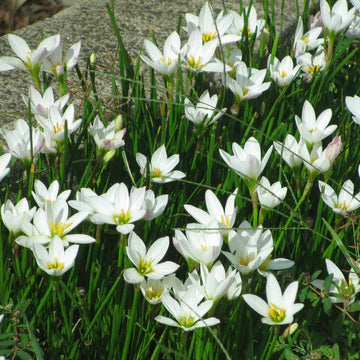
[136,145,186,183]
[89,115,126,151]
[295,100,336,146]
[0,34,60,72]
[257,176,287,209]
[0,153,11,182]
[268,56,300,87]
[29,199,95,247]
[184,189,237,237]
[227,7,265,39]
[318,180,360,215]
[300,142,331,175]
[141,32,180,76]
[320,0,355,35]
[32,179,71,209]
[1,119,44,164]
[181,29,230,73]
[222,221,274,274]
[42,40,81,76]
[345,95,360,125]
[219,137,273,190]
[311,258,360,305]
[297,48,327,80]
[243,273,304,325]
[183,2,240,45]
[189,261,237,302]
[1,198,36,235]
[184,90,226,127]
[273,134,303,168]
[140,277,170,305]
[173,222,223,267]
[82,183,146,234]
[32,235,79,276]
[227,270,243,300]
[36,104,82,145]
[141,190,168,221]
[225,61,270,101]
[293,17,324,57]
[23,86,69,117]
[155,285,220,331]
[124,232,179,284]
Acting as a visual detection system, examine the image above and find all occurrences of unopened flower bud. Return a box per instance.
[282,323,298,338]
[114,114,124,131]
[325,135,341,164]
[103,149,115,163]
[89,53,96,65]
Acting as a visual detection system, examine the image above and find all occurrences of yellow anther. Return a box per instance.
[239,254,254,266]
[268,303,286,322]
[179,315,195,327]
[202,32,217,43]
[220,215,230,228]
[300,36,310,44]
[53,123,65,134]
[47,257,65,270]
[113,210,131,225]
[280,70,287,78]
[49,221,72,237]
[145,286,163,300]
[138,258,153,275]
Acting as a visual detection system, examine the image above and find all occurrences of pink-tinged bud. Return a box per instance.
[310,11,324,30]
[325,135,341,164]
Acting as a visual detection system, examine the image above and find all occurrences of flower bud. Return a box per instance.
[325,135,341,164]
[282,323,298,338]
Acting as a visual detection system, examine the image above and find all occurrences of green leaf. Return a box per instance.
[324,274,334,292]
[311,270,322,281]
[346,301,360,312]
[282,348,300,360]
[323,297,332,316]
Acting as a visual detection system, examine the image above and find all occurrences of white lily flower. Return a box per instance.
[124,232,179,284]
[320,0,355,35]
[243,273,304,325]
[140,277,171,305]
[36,104,82,145]
[225,61,270,101]
[184,90,226,127]
[32,235,79,276]
[136,144,186,184]
[1,198,36,236]
[293,17,324,57]
[184,189,237,237]
[318,180,360,215]
[141,32,180,76]
[183,2,239,45]
[223,221,274,274]
[189,261,237,302]
[345,95,360,125]
[219,137,273,191]
[29,199,95,247]
[42,40,81,76]
[32,179,71,209]
[257,177,287,209]
[23,86,69,117]
[311,258,360,305]
[173,222,223,267]
[89,115,126,151]
[181,29,230,73]
[227,270,243,300]
[1,119,44,165]
[227,7,265,39]
[155,285,220,331]
[0,34,60,72]
[268,56,300,87]
[273,134,303,169]
[300,142,331,175]
[0,153,11,182]
[297,48,327,80]
[295,100,336,146]
[141,190,168,221]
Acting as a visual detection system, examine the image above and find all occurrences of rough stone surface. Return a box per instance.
[0,0,304,127]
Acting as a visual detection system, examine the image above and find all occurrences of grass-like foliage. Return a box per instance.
[0,0,360,358]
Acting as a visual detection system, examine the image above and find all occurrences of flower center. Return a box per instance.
[239,254,255,266]
[49,221,72,237]
[280,70,287,78]
[187,55,204,70]
[338,278,355,297]
[242,87,249,96]
[202,32,217,43]
[47,257,65,270]
[335,200,350,211]
[151,168,162,177]
[179,315,195,327]
[145,286,163,300]
[268,303,286,323]
[53,123,65,134]
[300,35,309,44]
[160,57,172,66]
[113,210,131,225]
[138,258,153,275]
[220,215,230,228]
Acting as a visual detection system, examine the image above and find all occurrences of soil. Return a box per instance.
[0,0,67,36]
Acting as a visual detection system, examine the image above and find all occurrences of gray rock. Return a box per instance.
[0,0,304,127]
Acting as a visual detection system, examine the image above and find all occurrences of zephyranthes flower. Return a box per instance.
[243,273,304,325]
[123,232,179,284]
[345,95,360,125]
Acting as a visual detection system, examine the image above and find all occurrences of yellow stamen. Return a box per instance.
[268,303,286,322]
[49,221,72,237]
[202,32,217,43]
[53,123,65,134]
[300,36,309,44]
[47,257,65,270]
[220,215,230,228]
[280,70,287,78]
[239,254,255,266]
[138,258,153,275]
[335,200,350,211]
[112,210,131,225]
[145,286,163,300]
[179,315,195,327]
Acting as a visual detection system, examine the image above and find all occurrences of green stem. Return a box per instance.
[118,234,126,269]
[121,289,140,360]
[251,190,259,228]
[275,177,314,248]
